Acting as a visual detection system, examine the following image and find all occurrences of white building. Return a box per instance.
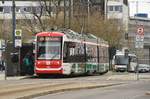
[0,1,65,19]
[0,1,39,19]
[128,0,150,18]
[105,0,129,32]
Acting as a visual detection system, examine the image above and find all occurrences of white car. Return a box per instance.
[138,64,150,73]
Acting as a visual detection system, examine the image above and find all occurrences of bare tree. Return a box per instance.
[71,1,123,47]
[0,19,12,40]
[19,0,63,34]
[17,0,123,48]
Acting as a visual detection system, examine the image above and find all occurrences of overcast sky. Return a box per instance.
[128,0,150,18]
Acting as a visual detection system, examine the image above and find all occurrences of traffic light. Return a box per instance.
[125,33,128,40]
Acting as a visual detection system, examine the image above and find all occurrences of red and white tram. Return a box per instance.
[34,29,109,76]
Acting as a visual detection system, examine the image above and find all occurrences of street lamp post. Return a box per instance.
[12,0,21,75]
[64,0,66,28]
[2,0,6,80]
[2,0,16,79]
[69,0,72,28]
[12,0,16,48]
[105,0,108,20]
[87,0,90,32]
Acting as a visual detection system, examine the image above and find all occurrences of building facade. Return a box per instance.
[128,18,150,64]
[73,0,105,17]
[0,0,66,19]
[105,0,129,32]
[0,1,41,19]
[128,0,150,64]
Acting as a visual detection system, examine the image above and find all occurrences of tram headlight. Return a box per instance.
[57,61,60,65]
[36,61,41,65]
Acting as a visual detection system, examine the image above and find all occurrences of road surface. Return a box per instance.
[34,80,150,99]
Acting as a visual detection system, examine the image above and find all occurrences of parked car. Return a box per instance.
[137,64,150,73]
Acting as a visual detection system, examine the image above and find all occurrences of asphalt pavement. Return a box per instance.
[34,80,150,99]
[0,71,149,98]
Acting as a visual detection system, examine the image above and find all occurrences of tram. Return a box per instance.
[34,29,109,76]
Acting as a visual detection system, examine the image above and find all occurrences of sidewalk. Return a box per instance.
[1,71,150,81]
[107,72,150,80]
[0,72,30,80]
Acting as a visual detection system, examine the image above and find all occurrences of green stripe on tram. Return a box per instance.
[71,63,108,74]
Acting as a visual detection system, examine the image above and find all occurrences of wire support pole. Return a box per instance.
[12,0,16,48]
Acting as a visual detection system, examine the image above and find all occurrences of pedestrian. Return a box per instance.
[1,60,5,71]
[0,61,3,72]
[23,52,34,75]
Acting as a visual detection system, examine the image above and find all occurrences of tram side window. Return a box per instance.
[73,43,85,62]
[86,45,97,63]
[63,42,76,62]
[106,47,109,63]
[63,42,69,62]
[103,47,109,63]
[63,42,85,63]
[99,47,104,63]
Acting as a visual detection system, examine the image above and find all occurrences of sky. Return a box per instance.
[128,0,150,18]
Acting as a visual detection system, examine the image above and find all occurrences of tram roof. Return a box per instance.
[58,29,108,44]
[36,28,108,45]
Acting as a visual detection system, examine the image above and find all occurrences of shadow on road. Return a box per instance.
[22,74,97,79]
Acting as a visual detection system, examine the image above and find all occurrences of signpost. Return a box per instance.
[15,29,22,75]
[15,29,22,48]
[135,25,144,48]
[135,25,144,80]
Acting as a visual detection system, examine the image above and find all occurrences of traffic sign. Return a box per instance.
[15,29,22,48]
[15,39,22,47]
[135,41,144,48]
[137,25,144,35]
[15,29,22,37]
[136,35,144,42]
[135,25,144,49]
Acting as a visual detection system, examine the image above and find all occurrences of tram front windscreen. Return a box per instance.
[36,36,62,60]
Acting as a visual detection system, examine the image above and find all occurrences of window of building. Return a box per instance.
[16,7,20,13]
[120,6,122,12]
[109,6,113,11]
[115,6,119,11]
[0,7,4,12]
[23,7,31,12]
[4,6,11,13]
[115,6,122,12]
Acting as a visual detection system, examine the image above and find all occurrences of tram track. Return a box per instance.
[0,82,74,99]
[0,80,124,99]
[0,72,131,99]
